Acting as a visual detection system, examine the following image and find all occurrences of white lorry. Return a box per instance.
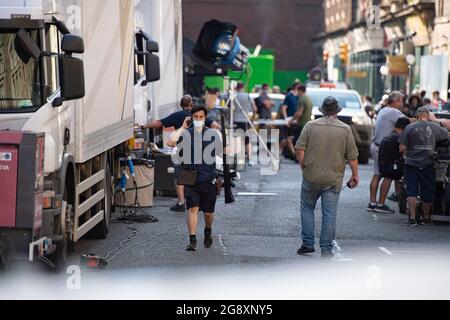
[0,0,181,268]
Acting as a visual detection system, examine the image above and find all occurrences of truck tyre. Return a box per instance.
[88,161,112,239]
[358,147,370,165]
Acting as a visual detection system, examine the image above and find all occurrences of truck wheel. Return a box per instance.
[88,162,112,239]
[358,148,370,165]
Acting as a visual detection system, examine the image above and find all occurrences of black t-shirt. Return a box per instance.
[254,96,272,120]
[378,131,402,165]
[178,128,221,184]
[161,110,214,129]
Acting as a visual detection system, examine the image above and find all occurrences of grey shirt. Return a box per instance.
[373,106,405,145]
[234,92,253,123]
[399,121,449,168]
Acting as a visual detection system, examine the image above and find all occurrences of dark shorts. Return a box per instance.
[185,182,217,213]
[279,126,288,142]
[174,164,181,180]
[288,125,301,138]
[235,122,250,145]
[379,163,403,180]
[404,165,436,203]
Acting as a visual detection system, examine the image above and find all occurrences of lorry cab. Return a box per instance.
[0,0,181,270]
[0,0,135,269]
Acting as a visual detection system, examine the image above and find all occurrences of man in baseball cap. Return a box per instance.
[295,96,359,257]
[399,105,449,226]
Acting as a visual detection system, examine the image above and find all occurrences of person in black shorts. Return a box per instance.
[399,107,449,226]
[377,117,411,213]
[139,96,220,212]
[168,106,224,251]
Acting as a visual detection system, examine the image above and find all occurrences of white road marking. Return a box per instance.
[332,241,353,262]
[332,240,343,252]
[379,247,394,255]
[217,234,228,256]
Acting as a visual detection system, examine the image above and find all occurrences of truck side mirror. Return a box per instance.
[56,56,85,105]
[146,40,159,53]
[145,53,160,83]
[61,34,85,54]
[53,34,85,106]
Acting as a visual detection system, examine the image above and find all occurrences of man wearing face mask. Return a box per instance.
[168,106,223,251]
[139,95,221,212]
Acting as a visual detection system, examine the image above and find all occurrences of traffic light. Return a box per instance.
[339,43,349,67]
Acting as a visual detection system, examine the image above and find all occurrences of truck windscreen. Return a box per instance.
[0,31,41,111]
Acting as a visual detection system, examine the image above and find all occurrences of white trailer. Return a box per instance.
[0,0,162,268]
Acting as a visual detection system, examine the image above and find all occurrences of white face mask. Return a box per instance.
[194,120,205,130]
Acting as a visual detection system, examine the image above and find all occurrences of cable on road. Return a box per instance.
[80,179,171,268]
[104,226,178,263]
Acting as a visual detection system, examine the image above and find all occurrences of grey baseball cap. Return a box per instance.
[416,106,430,116]
[319,96,343,115]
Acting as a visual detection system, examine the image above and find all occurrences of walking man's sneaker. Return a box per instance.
[297,245,315,255]
[204,228,213,248]
[421,218,434,226]
[171,203,186,212]
[186,241,197,251]
[367,203,377,212]
[407,219,418,227]
[374,204,395,214]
